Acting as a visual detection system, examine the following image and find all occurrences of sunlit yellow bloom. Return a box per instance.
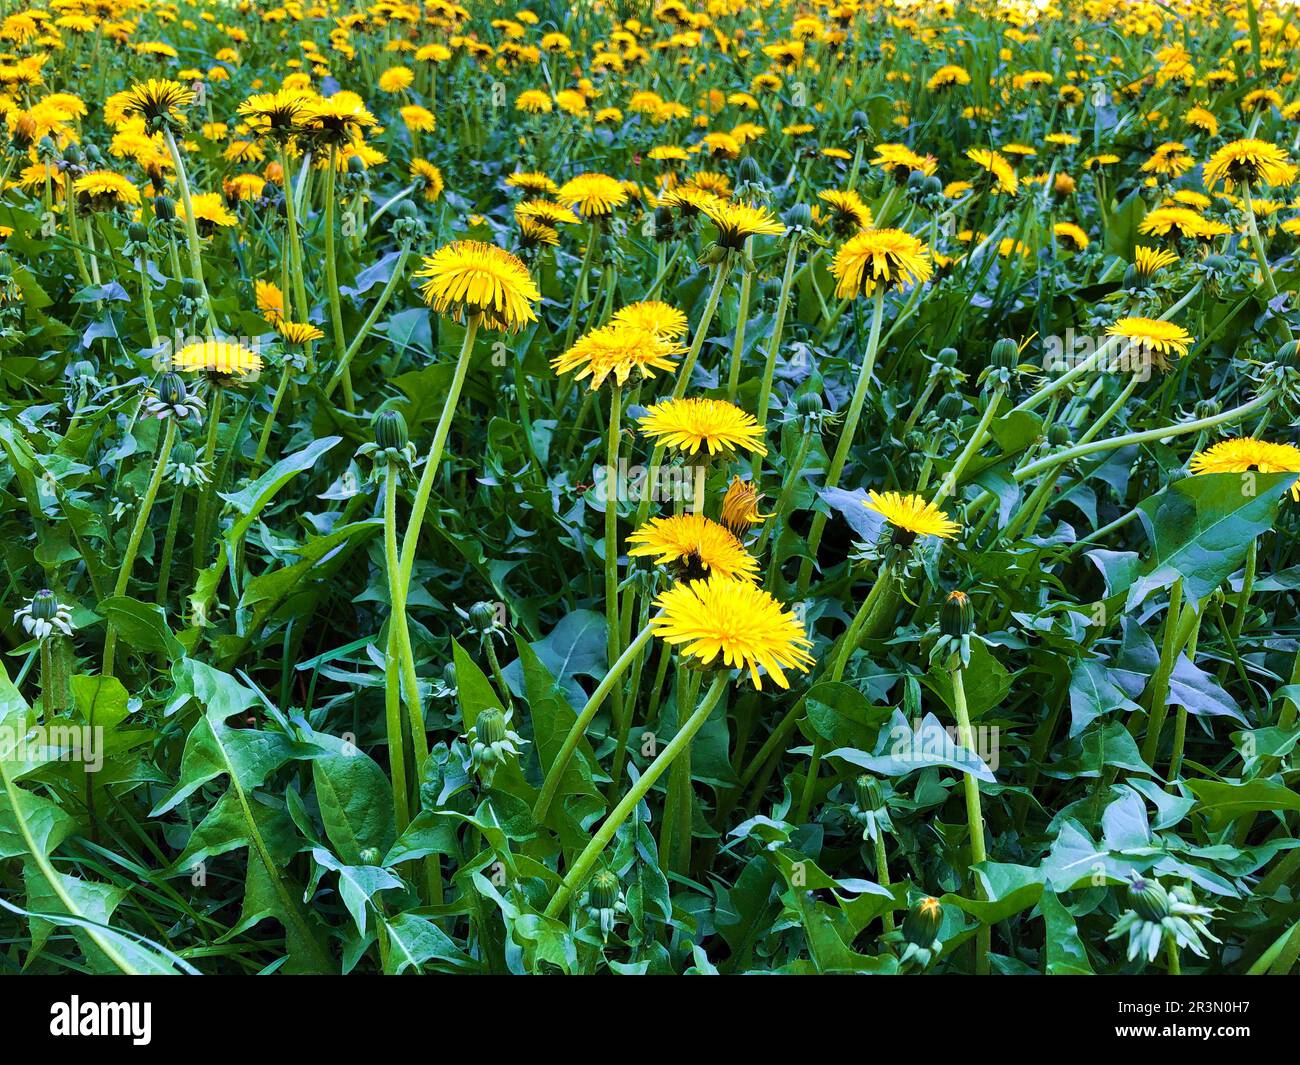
[628,513,759,582]
[1133,245,1179,275]
[415,241,539,333]
[73,170,140,208]
[831,228,933,298]
[551,323,683,390]
[638,397,767,457]
[611,301,688,339]
[1105,317,1194,363]
[172,339,263,377]
[700,199,784,248]
[719,476,769,536]
[652,576,814,690]
[1054,222,1089,250]
[409,159,444,202]
[276,320,324,345]
[967,147,1018,194]
[557,172,628,217]
[1190,438,1300,499]
[865,490,960,543]
[1203,139,1297,192]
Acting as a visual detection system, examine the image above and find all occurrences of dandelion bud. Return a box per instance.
[172,441,198,467]
[904,429,926,452]
[476,707,507,747]
[796,391,824,416]
[347,154,367,176]
[1047,422,1070,446]
[906,169,928,192]
[182,278,203,300]
[990,337,1020,370]
[158,372,187,406]
[30,589,60,623]
[901,897,943,947]
[737,155,763,186]
[1193,398,1220,420]
[589,868,620,912]
[851,109,872,138]
[154,195,176,221]
[854,774,884,813]
[468,600,499,632]
[128,221,149,244]
[940,589,974,639]
[935,393,964,421]
[1128,877,1171,922]
[935,346,959,368]
[783,202,813,232]
[374,409,408,451]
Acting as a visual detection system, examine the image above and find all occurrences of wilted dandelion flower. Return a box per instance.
[551,323,683,389]
[639,397,767,456]
[414,240,540,333]
[651,575,814,690]
[831,228,934,298]
[865,490,960,546]
[628,513,760,582]
[719,476,769,535]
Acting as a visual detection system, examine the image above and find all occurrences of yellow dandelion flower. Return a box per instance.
[1105,316,1194,362]
[557,172,628,217]
[719,476,769,536]
[551,323,683,390]
[611,301,688,339]
[830,228,934,298]
[864,490,960,544]
[414,240,540,333]
[638,397,767,457]
[1190,438,1300,499]
[1133,245,1179,275]
[699,199,784,248]
[651,576,814,690]
[172,339,263,378]
[1203,139,1297,192]
[628,513,760,582]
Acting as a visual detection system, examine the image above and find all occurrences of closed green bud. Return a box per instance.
[154,194,176,221]
[783,202,813,231]
[31,588,59,623]
[1047,422,1070,446]
[654,206,675,242]
[182,278,203,299]
[935,346,959,368]
[737,156,763,186]
[796,391,824,416]
[468,600,499,632]
[347,154,367,175]
[990,337,1020,370]
[1128,876,1171,922]
[854,774,884,812]
[589,868,620,911]
[906,169,928,191]
[374,409,408,451]
[476,707,507,747]
[935,393,964,421]
[901,897,943,947]
[172,441,198,466]
[1193,398,1220,420]
[158,372,187,406]
[940,590,974,639]
[128,221,149,244]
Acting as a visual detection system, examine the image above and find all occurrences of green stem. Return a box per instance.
[103,418,176,676]
[951,665,989,976]
[544,673,729,919]
[323,145,352,412]
[163,127,216,333]
[798,288,886,594]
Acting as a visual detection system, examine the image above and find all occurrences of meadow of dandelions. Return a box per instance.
[0,0,1299,977]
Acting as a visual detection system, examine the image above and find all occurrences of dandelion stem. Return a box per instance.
[797,288,885,594]
[951,664,990,975]
[103,417,176,676]
[544,673,729,918]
